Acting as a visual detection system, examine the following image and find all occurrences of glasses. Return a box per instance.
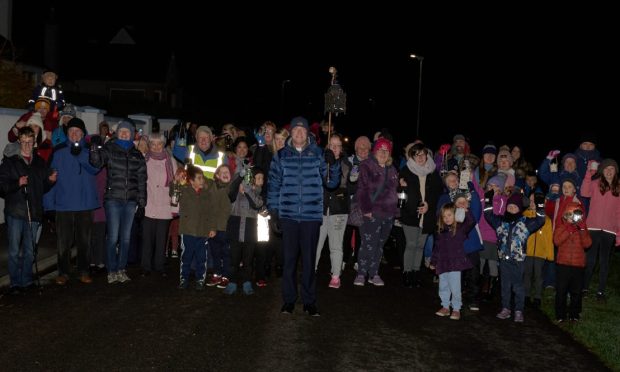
[20,141,35,145]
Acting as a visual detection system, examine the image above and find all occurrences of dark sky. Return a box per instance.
[10,3,619,161]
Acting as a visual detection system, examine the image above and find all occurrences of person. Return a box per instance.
[51,103,77,147]
[44,118,100,285]
[184,126,226,180]
[27,69,66,117]
[430,203,475,320]
[353,138,399,287]
[0,127,57,294]
[484,191,545,322]
[268,116,340,316]
[553,202,592,322]
[205,164,233,289]
[90,119,147,284]
[580,158,620,301]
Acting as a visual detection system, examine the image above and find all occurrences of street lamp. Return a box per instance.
[410,54,424,138]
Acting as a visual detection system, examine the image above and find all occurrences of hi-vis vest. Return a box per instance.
[188,145,224,179]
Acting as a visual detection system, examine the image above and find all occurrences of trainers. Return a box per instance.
[353,262,359,271]
[171,251,178,258]
[79,274,93,284]
[195,280,205,291]
[206,275,221,287]
[353,274,365,286]
[368,275,385,286]
[596,291,606,302]
[435,307,451,317]
[178,278,189,289]
[328,275,341,289]
[55,275,68,285]
[217,277,230,289]
[514,310,524,322]
[450,310,461,320]
[242,281,254,295]
[496,308,511,320]
[117,271,131,283]
[281,303,294,314]
[256,280,267,288]
[468,302,480,311]
[303,303,321,317]
[107,272,118,284]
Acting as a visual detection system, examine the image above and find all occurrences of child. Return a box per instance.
[205,164,233,289]
[523,192,554,308]
[176,165,212,289]
[553,202,592,322]
[484,191,545,322]
[430,202,475,320]
[224,168,265,295]
[28,69,66,118]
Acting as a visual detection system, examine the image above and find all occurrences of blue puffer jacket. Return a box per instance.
[268,136,340,221]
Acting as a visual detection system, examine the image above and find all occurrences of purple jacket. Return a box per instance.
[431,211,475,275]
[358,156,399,218]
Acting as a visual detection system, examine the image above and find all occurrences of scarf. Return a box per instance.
[407,156,436,177]
[146,150,174,187]
[116,139,133,150]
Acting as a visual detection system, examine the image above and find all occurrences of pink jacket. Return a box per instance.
[473,179,507,243]
[145,157,178,219]
[581,171,620,242]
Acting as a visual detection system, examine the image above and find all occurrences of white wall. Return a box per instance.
[0,107,27,224]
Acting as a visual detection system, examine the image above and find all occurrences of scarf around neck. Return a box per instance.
[407,156,436,177]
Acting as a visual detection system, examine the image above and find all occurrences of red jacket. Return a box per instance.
[553,220,592,267]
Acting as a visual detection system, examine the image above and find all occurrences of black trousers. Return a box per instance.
[556,264,584,320]
[56,210,92,276]
[230,240,256,283]
[141,217,170,272]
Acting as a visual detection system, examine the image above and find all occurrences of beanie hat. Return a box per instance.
[290,116,309,131]
[66,117,86,134]
[60,103,76,118]
[599,158,619,175]
[561,153,577,165]
[373,138,393,154]
[34,97,51,111]
[507,192,526,212]
[453,134,466,143]
[196,126,213,137]
[561,177,577,190]
[581,132,597,145]
[26,112,46,141]
[482,143,497,155]
[487,173,507,191]
[117,119,136,139]
[497,149,513,166]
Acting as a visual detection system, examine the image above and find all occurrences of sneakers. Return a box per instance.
[368,275,385,286]
[514,310,524,322]
[117,271,131,283]
[178,278,189,289]
[468,302,480,311]
[303,303,321,317]
[170,251,179,258]
[435,307,451,317]
[328,275,341,289]
[107,272,118,284]
[596,291,606,302]
[195,280,205,291]
[242,281,254,295]
[450,310,461,320]
[206,275,221,287]
[223,282,237,295]
[217,277,230,289]
[353,274,366,286]
[79,274,93,284]
[281,303,294,314]
[256,280,267,288]
[55,275,68,285]
[496,308,511,320]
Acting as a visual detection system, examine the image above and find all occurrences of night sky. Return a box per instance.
[9,3,619,161]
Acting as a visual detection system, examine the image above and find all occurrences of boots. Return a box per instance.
[402,271,413,288]
[485,276,499,301]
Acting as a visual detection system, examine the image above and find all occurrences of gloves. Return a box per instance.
[324,149,336,165]
[484,190,494,208]
[534,192,546,209]
[70,142,82,156]
[89,135,103,149]
[135,206,145,219]
[269,210,282,235]
[455,207,466,223]
[546,150,561,160]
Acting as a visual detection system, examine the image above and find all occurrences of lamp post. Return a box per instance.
[410,54,424,138]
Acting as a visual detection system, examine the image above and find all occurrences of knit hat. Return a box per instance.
[507,192,526,212]
[26,112,46,141]
[60,103,76,118]
[561,177,577,190]
[580,132,597,145]
[66,117,86,134]
[599,158,619,174]
[497,149,513,166]
[487,173,507,191]
[117,119,136,139]
[482,143,497,155]
[373,138,393,154]
[453,134,466,143]
[196,126,213,137]
[34,96,51,111]
[290,116,309,131]
[561,153,577,165]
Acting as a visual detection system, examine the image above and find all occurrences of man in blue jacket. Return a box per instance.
[45,118,100,285]
[268,116,340,316]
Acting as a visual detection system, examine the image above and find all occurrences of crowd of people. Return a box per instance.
[2,70,619,324]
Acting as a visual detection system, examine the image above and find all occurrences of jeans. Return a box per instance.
[6,215,40,288]
[439,271,462,311]
[105,200,137,273]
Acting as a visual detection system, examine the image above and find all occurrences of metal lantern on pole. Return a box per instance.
[410,54,424,138]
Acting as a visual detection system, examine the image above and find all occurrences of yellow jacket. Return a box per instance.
[524,209,554,261]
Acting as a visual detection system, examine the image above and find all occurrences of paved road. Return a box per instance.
[0,256,609,371]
